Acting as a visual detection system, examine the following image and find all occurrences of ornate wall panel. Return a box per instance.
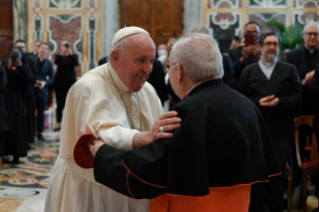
[203,0,319,53]
[28,0,102,74]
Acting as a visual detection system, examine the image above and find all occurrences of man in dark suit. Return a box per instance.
[229,22,261,80]
[34,43,54,141]
[286,21,319,116]
[238,31,301,212]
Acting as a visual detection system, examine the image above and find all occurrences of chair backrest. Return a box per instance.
[294,115,318,167]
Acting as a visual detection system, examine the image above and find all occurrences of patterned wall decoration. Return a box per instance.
[48,0,82,10]
[33,0,42,10]
[248,0,287,8]
[28,0,102,74]
[203,0,319,53]
[209,0,240,8]
[208,13,241,52]
[47,15,83,66]
[249,13,287,26]
[33,15,43,42]
[88,0,97,10]
[296,0,319,8]
[87,15,97,70]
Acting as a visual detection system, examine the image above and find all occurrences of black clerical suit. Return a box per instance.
[238,61,301,212]
[229,46,259,80]
[2,49,34,158]
[286,46,319,115]
[309,64,319,199]
[93,80,281,211]
[0,66,9,157]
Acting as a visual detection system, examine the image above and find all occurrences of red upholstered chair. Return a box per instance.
[294,115,319,212]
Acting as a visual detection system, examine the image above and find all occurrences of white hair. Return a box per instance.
[303,21,319,33]
[170,33,224,83]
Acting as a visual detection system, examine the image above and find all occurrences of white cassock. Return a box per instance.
[45,63,163,212]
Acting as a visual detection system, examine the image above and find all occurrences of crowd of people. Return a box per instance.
[0,39,79,164]
[0,20,318,212]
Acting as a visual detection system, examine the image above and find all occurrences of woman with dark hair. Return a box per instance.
[1,47,33,163]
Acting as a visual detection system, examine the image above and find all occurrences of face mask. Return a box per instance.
[157,49,167,57]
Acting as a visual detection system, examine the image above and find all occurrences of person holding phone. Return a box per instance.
[229,22,261,80]
[53,41,80,131]
[34,43,54,141]
[1,47,33,163]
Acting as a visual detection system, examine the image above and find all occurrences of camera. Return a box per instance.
[65,43,69,48]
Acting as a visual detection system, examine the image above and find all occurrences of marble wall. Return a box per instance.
[27,0,102,74]
[12,0,319,72]
[13,0,28,45]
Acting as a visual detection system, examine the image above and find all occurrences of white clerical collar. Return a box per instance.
[260,58,277,67]
[108,63,131,93]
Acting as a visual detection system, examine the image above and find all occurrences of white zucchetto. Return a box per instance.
[112,26,150,47]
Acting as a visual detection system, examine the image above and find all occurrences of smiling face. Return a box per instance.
[111,33,156,92]
[38,43,48,59]
[260,35,279,62]
[303,25,319,50]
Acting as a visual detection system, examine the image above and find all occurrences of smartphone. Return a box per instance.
[36,82,42,86]
[245,34,258,47]
[65,43,69,48]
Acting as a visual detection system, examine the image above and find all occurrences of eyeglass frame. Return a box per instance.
[263,42,279,48]
[304,32,319,37]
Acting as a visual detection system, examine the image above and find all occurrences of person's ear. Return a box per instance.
[257,43,262,51]
[110,50,120,67]
[176,63,184,83]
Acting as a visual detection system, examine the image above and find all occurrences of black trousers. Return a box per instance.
[35,94,47,133]
[55,86,70,123]
[249,134,292,212]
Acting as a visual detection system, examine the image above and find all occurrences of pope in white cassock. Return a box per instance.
[44,27,181,212]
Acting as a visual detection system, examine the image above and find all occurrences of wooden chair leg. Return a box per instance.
[302,170,308,212]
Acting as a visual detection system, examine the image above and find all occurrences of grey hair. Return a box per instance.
[170,33,224,83]
[191,26,209,34]
[303,21,319,33]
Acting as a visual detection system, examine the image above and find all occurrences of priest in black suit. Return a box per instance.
[286,21,319,116]
[238,31,301,212]
[229,22,261,80]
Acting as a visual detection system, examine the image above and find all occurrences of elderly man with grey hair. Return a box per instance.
[88,33,281,212]
[286,21,319,115]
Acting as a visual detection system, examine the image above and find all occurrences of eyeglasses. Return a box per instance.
[165,64,170,72]
[304,32,319,37]
[263,42,278,47]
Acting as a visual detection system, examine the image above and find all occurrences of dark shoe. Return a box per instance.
[54,127,61,132]
[37,133,46,141]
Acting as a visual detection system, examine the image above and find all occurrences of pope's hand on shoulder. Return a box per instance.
[88,110,182,157]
